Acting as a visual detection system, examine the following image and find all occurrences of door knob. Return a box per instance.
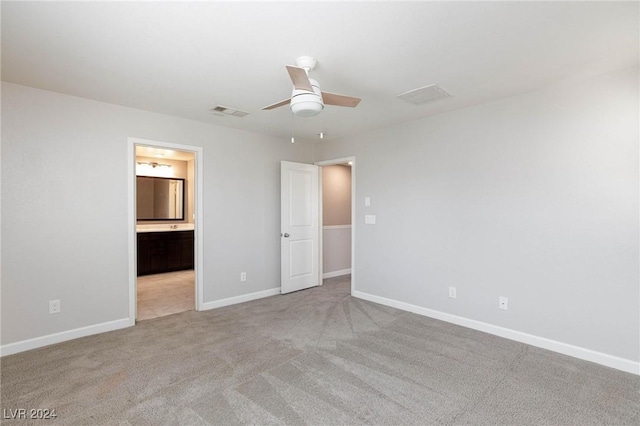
[283,233,290,238]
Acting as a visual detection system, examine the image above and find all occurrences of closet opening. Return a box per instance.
[317,157,356,294]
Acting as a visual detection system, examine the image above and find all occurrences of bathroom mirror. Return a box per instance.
[136,176,185,220]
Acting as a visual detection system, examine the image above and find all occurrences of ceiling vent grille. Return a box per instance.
[209,105,249,117]
[397,84,452,105]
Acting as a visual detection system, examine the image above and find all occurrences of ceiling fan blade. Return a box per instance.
[262,98,291,110]
[321,92,361,108]
[286,66,313,92]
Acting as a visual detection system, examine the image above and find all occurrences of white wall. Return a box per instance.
[1,82,313,346]
[315,67,639,365]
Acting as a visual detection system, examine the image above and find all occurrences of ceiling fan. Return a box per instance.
[262,56,361,117]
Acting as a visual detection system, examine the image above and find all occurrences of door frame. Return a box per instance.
[127,137,204,324]
[314,156,356,295]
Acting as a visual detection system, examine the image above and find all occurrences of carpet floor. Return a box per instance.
[1,276,638,425]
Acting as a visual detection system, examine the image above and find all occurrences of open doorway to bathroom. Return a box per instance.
[134,145,196,320]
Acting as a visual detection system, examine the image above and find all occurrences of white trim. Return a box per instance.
[318,166,324,285]
[127,141,136,326]
[201,288,280,311]
[323,268,352,279]
[315,157,355,166]
[350,161,355,295]
[353,290,640,375]
[128,137,205,321]
[194,145,204,311]
[0,318,130,357]
[323,224,352,230]
[315,157,356,296]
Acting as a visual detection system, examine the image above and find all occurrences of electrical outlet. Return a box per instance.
[49,300,61,314]
[240,272,247,282]
[499,296,508,310]
[448,286,457,299]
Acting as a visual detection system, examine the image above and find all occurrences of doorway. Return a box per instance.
[279,158,356,295]
[127,138,204,325]
[316,157,356,294]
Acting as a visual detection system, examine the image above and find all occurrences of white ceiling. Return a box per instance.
[2,1,638,142]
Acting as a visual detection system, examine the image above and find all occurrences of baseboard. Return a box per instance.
[0,318,131,357]
[323,268,351,279]
[2,288,280,357]
[352,291,639,375]
[201,287,280,311]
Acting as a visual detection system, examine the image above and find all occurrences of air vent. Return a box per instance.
[209,105,249,118]
[397,84,452,105]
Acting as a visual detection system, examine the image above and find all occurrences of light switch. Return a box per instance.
[364,197,371,207]
[365,215,376,224]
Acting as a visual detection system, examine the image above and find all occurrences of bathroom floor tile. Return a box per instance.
[137,270,195,321]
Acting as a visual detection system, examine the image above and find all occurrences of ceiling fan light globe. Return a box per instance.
[290,79,324,117]
[291,100,323,117]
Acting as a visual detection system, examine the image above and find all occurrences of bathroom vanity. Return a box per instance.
[137,226,194,276]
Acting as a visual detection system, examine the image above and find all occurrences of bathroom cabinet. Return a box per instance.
[137,230,194,276]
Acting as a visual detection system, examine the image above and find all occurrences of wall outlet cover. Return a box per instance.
[49,299,61,314]
[499,296,508,310]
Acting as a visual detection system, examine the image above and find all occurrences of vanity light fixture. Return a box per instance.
[136,160,174,178]
[136,161,172,169]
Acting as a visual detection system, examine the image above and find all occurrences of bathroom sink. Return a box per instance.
[136,223,195,233]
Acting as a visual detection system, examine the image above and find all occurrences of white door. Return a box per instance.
[281,161,319,294]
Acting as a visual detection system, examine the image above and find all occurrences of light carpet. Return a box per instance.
[1,276,638,425]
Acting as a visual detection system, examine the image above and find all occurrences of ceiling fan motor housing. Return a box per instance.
[290,78,324,117]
